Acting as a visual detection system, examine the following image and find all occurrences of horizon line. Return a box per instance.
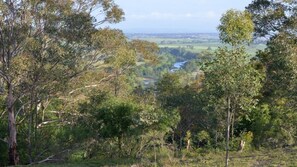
[124,32,219,34]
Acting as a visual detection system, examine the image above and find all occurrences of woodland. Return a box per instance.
[1,0,297,166]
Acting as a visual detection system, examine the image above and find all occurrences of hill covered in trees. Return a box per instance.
[1,0,297,166]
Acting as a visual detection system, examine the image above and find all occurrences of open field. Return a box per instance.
[159,43,266,55]
[127,33,266,55]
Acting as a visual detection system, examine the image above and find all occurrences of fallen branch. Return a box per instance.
[33,155,55,164]
[34,149,49,161]
[37,120,58,128]
[37,120,71,128]
[30,149,71,165]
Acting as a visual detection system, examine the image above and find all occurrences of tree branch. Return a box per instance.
[0,110,6,120]
[30,154,55,165]
[68,73,116,95]
[37,120,72,128]
[29,149,71,165]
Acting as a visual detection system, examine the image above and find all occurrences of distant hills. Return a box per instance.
[126,33,219,40]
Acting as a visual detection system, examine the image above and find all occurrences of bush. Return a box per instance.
[194,130,211,148]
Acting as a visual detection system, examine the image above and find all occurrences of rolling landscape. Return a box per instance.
[1,0,297,167]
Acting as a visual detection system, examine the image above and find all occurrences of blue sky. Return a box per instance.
[105,0,253,33]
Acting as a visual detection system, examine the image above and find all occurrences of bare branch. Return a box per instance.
[37,120,72,128]
[29,149,71,165]
[68,73,116,95]
[0,110,6,120]
[30,155,55,165]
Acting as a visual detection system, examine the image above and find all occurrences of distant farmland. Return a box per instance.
[127,33,266,55]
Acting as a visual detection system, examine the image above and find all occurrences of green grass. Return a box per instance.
[19,158,139,167]
[159,43,266,55]
[26,147,297,167]
[133,35,266,56]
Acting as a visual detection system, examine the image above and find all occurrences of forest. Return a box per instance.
[1,0,297,166]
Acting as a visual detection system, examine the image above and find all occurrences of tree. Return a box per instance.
[218,10,254,46]
[247,0,297,105]
[245,0,297,148]
[68,28,159,98]
[79,94,140,156]
[0,0,124,165]
[156,72,210,151]
[203,9,262,167]
[77,91,179,158]
[246,0,296,38]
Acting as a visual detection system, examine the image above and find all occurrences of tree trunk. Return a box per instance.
[225,97,231,167]
[118,135,122,157]
[28,112,33,164]
[186,139,191,151]
[7,82,19,165]
[154,142,157,167]
[114,70,120,97]
[238,140,245,152]
[215,129,218,149]
[231,112,234,139]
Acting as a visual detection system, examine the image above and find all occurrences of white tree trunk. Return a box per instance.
[225,97,231,167]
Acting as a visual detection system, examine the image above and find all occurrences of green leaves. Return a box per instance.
[100,0,125,23]
[202,10,263,153]
[205,9,262,109]
[218,10,254,46]
[204,47,262,101]
[246,0,293,37]
[77,92,179,157]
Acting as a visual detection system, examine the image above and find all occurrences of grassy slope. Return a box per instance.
[28,147,297,167]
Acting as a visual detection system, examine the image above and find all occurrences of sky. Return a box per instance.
[105,0,253,33]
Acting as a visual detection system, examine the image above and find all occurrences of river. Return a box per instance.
[171,61,187,72]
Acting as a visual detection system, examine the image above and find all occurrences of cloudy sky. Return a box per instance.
[106,0,253,33]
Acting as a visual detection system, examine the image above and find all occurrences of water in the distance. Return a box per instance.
[174,61,187,68]
[171,61,187,72]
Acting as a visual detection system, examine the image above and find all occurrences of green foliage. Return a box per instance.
[195,130,211,148]
[0,0,126,164]
[25,147,297,166]
[230,131,254,151]
[246,0,296,37]
[157,73,183,108]
[218,9,254,46]
[247,105,271,147]
[246,0,297,150]
[160,47,197,62]
[0,119,8,166]
[2,0,297,165]
[256,33,297,103]
[77,92,179,158]
[239,104,297,148]
[84,97,140,138]
[182,60,199,72]
[203,47,263,109]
